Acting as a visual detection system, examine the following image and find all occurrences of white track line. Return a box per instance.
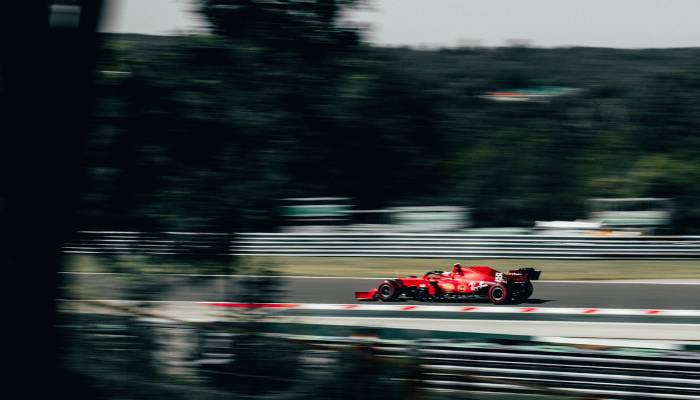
[256,304,700,316]
[63,299,700,316]
[264,316,700,328]
[540,280,700,285]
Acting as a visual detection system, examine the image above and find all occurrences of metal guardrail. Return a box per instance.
[235,233,700,259]
[293,336,700,399]
[63,231,700,259]
[75,316,700,399]
[63,231,232,257]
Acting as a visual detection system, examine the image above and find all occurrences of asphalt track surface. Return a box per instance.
[64,273,700,309]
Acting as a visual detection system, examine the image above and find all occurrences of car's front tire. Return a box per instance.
[377,281,399,301]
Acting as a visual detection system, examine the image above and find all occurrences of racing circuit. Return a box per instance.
[62,230,700,340]
[64,273,700,309]
[63,272,700,398]
[63,273,700,342]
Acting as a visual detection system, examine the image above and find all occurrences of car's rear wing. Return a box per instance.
[508,267,541,281]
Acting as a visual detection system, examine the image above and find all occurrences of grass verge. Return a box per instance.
[65,254,700,280]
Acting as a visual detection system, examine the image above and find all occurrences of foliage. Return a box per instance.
[83,3,700,233]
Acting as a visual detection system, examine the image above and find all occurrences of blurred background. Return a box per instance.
[2,1,700,399]
[90,1,700,235]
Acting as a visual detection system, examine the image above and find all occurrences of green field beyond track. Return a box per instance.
[67,255,700,280]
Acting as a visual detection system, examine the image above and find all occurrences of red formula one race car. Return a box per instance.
[355,264,541,305]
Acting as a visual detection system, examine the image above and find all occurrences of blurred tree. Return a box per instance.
[199,0,362,51]
[82,14,700,233]
[633,70,700,153]
[84,0,452,232]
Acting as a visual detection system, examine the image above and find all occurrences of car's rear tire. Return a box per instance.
[377,281,399,301]
[512,281,533,303]
[488,284,508,305]
[521,281,533,300]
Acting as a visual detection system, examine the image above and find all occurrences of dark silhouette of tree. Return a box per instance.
[1,1,104,398]
[200,0,363,51]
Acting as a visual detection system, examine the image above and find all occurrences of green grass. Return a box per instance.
[244,256,700,280]
[65,254,700,280]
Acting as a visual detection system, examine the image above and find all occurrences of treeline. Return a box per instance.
[82,2,700,233]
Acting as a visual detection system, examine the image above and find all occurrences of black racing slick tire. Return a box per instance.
[511,281,533,303]
[417,287,431,302]
[521,281,534,300]
[377,281,399,301]
[488,284,508,305]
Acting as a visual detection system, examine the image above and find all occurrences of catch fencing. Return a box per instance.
[63,231,700,259]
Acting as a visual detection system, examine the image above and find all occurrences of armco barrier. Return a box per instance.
[74,314,700,399]
[289,335,700,399]
[63,231,700,259]
[63,231,232,257]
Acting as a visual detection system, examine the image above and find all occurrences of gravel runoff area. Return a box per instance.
[66,254,700,281]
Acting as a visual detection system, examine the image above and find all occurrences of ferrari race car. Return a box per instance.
[355,264,541,305]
